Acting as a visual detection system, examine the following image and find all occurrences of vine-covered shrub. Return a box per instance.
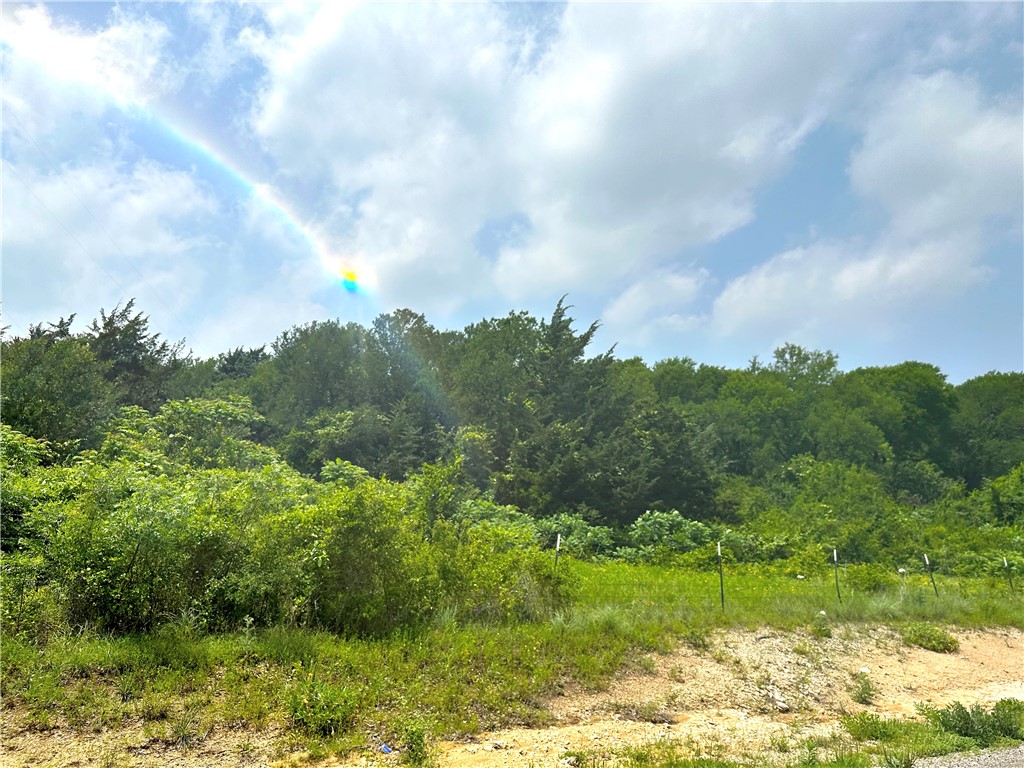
[1,417,571,637]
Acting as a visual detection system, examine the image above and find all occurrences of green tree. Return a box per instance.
[950,372,1024,487]
[1,333,115,453]
[86,299,184,411]
[248,320,369,436]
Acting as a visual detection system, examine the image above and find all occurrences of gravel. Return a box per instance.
[916,745,1024,768]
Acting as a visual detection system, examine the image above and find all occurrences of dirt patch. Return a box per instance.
[3,626,1022,768]
[433,626,1023,768]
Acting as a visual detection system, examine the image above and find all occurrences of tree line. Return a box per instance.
[4,298,1021,518]
[2,298,1022,636]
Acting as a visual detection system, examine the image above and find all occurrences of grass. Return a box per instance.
[2,562,1022,759]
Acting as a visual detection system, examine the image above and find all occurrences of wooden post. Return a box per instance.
[717,541,725,611]
[924,554,939,598]
[833,548,842,604]
[554,533,561,572]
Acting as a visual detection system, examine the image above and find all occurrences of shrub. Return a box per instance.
[534,512,614,560]
[918,700,1024,747]
[992,698,1024,740]
[810,611,832,639]
[901,623,959,653]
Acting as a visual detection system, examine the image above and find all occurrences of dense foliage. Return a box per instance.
[2,299,1022,638]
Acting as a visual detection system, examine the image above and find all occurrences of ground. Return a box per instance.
[2,626,1022,768]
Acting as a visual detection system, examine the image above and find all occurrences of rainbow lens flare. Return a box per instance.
[341,270,359,293]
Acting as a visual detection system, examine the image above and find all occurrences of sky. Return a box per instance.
[2,2,1021,383]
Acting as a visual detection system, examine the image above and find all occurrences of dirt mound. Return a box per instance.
[2,626,1021,768]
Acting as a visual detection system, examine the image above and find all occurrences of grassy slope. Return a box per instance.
[2,562,1022,761]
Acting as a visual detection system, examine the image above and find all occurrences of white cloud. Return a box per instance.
[2,159,217,330]
[184,259,340,358]
[243,3,903,316]
[603,268,709,346]
[184,3,260,89]
[0,4,178,136]
[711,235,988,342]
[849,71,1022,240]
[711,69,1020,345]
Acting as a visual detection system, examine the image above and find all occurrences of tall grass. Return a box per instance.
[571,561,1024,629]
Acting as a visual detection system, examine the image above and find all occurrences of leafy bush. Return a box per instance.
[992,698,1024,740]
[901,623,959,653]
[630,510,712,552]
[919,699,1024,747]
[432,518,574,623]
[810,611,832,638]
[534,512,614,560]
[12,409,570,636]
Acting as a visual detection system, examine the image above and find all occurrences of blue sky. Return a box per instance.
[2,2,1021,382]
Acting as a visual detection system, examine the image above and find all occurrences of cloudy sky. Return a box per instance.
[2,2,1021,381]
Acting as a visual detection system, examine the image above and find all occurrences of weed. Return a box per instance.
[849,668,875,705]
[681,626,711,652]
[879,748,917,768]
[400,719,434,767]
[901,623,958,653]
[609,699,672,723]
[115,672,141,702]
[168,704,207,748]
[842,712,900,741]
[811,611,833,638]
[768,731,792,752]
[287,675,358,737]
[793,639,815,657]
[237,740,256,759]
[97,747,125,768]
[635,655,658,675]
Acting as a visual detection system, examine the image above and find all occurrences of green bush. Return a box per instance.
[992,698,1024,740]
[10,411,573,637]
[534,512,614,560]
[919,699,1024,747]
[849,668,876,705]
[901,623,959,653]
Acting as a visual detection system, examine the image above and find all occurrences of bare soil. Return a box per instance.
[3,626,1022,768]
